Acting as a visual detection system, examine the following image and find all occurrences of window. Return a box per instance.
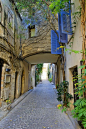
[8,10,13,29]
[28,25,35,38]
[5,74,11,83]
[0,3,2,22]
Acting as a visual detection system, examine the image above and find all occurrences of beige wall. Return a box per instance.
[64,0,82,109]
[65,20,82,93]
[31,65,35,88]
[56,58,63,85]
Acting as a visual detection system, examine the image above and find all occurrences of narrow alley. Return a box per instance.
[0,80,74,129]
[0,0,85,128]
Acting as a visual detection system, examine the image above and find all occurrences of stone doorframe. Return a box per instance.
[0,52,11,106]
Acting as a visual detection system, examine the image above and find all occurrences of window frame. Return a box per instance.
[28,25,35,38]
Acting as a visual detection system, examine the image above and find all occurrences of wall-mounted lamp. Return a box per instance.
[6,68,10,72]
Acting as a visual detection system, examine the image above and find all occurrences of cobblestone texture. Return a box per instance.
[0,80,75,129]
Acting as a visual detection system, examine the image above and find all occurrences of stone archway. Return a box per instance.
[21,70,25,95]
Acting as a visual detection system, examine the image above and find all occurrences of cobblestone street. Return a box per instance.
[0,80,75,129]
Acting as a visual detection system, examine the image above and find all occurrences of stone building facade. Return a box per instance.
[0,0,30,108]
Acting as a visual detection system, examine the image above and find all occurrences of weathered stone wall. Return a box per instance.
[22,41,51,58]
[0,0,29,108]
[22,26,51,57]
[1,0,14,47]
[22,12,58,58]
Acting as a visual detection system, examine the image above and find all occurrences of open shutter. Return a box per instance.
[58,13,68,43]
[61,9,72,35]
[51,30,62,54]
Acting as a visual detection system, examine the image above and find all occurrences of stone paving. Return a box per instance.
[0,80,75,129]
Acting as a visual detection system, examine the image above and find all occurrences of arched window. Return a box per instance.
[0,3,2,22]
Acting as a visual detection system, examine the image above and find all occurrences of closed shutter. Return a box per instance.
[61,9,72,35]
[58,13,68,43]
[51,30,62,54]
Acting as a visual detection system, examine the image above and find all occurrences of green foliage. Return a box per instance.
[57,81,73,106]
[6,98,11,104]
[72,98,86,128]
[14,0,71,26]
[49,0,69,14]
[62,106,67,113]
[49,78,52,83]
[36,64,43,75]
[63,48,86,128]
[35,64,43,85]
[71,63,86,128]
[36,74,39,82]
[56,84,59,89]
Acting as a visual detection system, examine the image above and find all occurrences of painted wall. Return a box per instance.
[65,0,82,109]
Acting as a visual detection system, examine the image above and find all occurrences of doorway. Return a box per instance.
[21,70,25,95]
[72,67,79,103]
[14,72,18,99]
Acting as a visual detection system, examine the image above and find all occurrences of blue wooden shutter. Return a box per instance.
[61,9,72,35]
[51,30,62,54]
[58,13,68,43]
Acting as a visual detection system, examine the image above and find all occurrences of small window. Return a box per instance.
[5,74,11,83]
[0,3,2,22]
[28,25,35,38]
